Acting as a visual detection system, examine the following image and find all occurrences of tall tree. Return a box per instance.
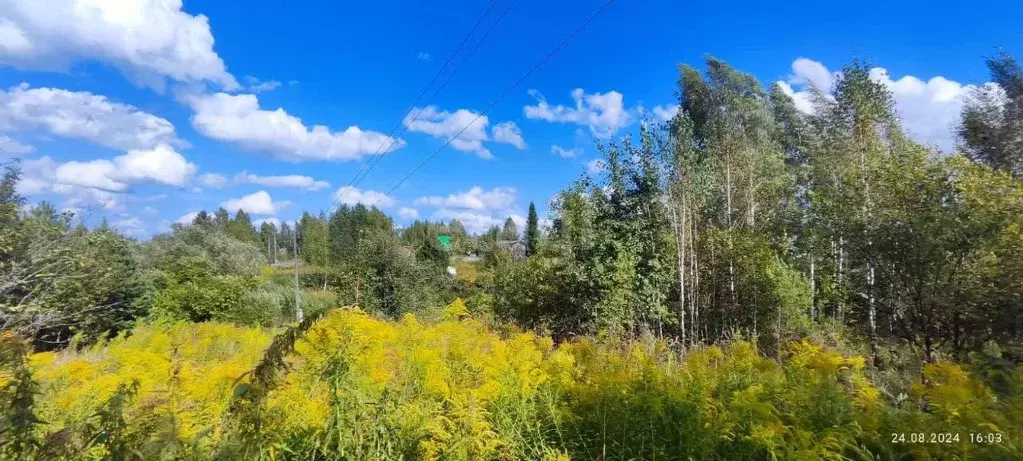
[0,163,22,260]
[226,210,257,242]
[525,202,539,256]
[259,221,278,263]
[279,222,295,258]
[673,57,795,343]
[192,210,213,229]
[214,207,231,230]
[958,51,1023,178]
[299,212,329,268]
[449,219,467,240]
[802,61,899,363]
[483,225,500,242]
[500,217,519,241]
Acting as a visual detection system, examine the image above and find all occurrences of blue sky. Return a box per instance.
[1,0,1019,237]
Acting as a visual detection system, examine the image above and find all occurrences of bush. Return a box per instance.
[19,311,1022,460]
[149,256,255,323]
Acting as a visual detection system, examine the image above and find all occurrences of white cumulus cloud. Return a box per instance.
[112,216,146,237]
[414,186,516,211]
[551,145,580,158]
[53,144,196,192]
[243,76,281,93]
[491,121,526,149]
[221,190,287,216]
[524,88,632,137]
[16,156,126,211]
[235,171,330,191]
[790,58,838,93]
[0,134,33,155]
[432,208,505,235]
[403,105,492,159]
[113,144,196,186]
[332,186,395,208]
[188,92,404,162]
[198,173,228,189]
[0,83,181,150]
[398,207,419,219]
[176,211,199,225]
[651,104,679,123]
[777,57,978,151]
[870,67,973,151]
[0,0,238,90]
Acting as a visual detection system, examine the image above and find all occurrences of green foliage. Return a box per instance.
[144,223,265,277]
[225,209,258,243]
[2,184,151,347]
[258,221,278,263]
[327,205,450,319]
[400,220,449,269]
[525,202,539,256]
[3,52,1023,460]
[499,216,519,241]
[149,256,256,323]
[18,314,1023,460]
[500,131,678,337]
[0,333,42,458]
[0,163,22,258]
[299,212,330,268]
[958,51,1023,178]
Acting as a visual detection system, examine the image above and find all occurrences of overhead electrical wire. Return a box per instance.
[348,0,520,190]
[332,0,512,210]
[373,0,618,205]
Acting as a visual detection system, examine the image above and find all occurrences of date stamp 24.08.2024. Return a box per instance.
[890,432,1003,444]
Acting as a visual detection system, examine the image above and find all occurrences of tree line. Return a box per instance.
[2,53,1022,370]
[494,54,1023,367]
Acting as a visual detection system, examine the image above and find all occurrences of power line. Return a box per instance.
[349,0,520,190]
[378,0,618,201]
[335,0,503,206]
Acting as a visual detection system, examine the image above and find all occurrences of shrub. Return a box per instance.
[19,312,1023,460]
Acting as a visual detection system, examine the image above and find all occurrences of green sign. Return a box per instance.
[437,234,452,250]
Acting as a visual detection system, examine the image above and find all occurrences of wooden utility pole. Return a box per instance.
[272,229,278,264]
[293,227,303,322]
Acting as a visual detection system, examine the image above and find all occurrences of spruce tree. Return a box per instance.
[525,202,539,256]
[500,217,518,241]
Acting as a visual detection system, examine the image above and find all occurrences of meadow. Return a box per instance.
[3,306,1020,460]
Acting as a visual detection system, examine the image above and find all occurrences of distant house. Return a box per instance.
[495,240,527,261]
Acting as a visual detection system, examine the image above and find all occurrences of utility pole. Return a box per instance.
[272,228,278,264]
[293,226,303,322]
